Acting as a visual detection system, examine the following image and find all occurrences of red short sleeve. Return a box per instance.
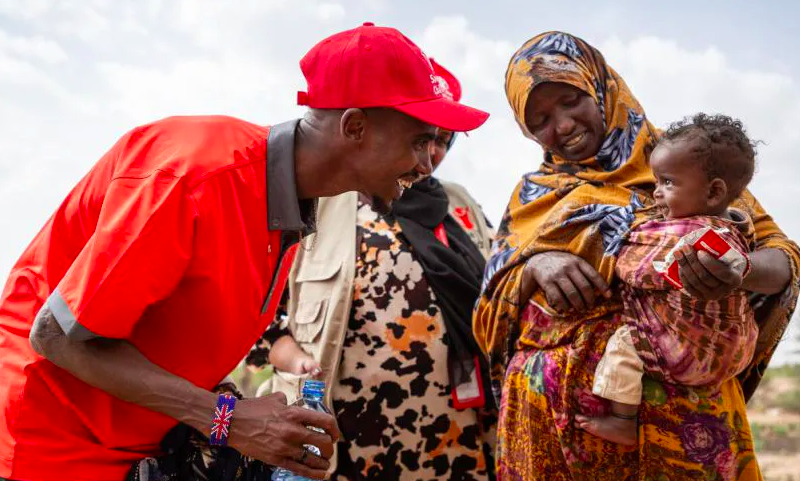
[51,172,197,339]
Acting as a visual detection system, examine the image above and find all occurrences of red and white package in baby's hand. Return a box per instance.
[652,227,750,290]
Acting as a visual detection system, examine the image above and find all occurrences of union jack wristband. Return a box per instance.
[209,393,236,446]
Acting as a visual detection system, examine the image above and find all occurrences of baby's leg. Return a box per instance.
[575,325,643,445]
[576,401,638,445]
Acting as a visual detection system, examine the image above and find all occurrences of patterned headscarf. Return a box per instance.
[506,32,657,179]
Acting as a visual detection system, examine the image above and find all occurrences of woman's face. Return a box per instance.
[430,129,454,171]
[524,82,605,162]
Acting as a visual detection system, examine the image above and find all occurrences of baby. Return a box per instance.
[576,113,759,445]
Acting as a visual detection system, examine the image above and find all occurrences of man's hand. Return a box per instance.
[229,392,340,480]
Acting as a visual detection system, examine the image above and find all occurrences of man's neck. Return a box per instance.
[293,117,354,200]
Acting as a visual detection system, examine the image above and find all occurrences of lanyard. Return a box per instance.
[434,223,449,247]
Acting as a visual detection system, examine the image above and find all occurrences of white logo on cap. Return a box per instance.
[430,74,453,100]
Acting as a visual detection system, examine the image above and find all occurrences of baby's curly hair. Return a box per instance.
[659,113,757,197]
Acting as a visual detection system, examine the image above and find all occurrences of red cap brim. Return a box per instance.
[393,97,489,132]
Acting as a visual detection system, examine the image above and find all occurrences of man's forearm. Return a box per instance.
[30,306,217,436]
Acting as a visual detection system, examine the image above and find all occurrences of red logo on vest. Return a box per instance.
[453,207,474,230]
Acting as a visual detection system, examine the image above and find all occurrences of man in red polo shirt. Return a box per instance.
[0,23,488,481]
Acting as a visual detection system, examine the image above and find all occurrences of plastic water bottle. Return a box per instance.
[271,380,331,481]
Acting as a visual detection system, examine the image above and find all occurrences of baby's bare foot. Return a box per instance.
[574,414,637,446]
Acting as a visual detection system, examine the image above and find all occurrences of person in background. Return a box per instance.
[247,59,497,481]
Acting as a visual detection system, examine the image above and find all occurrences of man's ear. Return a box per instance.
[707,178,729,209]
[341,108,367,142]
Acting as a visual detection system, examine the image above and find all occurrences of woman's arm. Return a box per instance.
[742,248,792,294]
[269,335,321,376]
[246,292,318,377]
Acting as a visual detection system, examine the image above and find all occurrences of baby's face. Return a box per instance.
[650,140,715,219]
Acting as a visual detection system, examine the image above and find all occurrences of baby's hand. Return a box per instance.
[292,355,322,377]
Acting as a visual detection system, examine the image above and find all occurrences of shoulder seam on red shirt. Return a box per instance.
[186,136,267,191]
[110,167,180,182]
[108,171,199,217]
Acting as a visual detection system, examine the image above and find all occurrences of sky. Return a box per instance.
[1,0,799,363]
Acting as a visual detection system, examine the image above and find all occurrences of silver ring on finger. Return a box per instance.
[298,446,309,464]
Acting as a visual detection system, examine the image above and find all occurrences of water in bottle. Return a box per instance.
[271,380,331,481]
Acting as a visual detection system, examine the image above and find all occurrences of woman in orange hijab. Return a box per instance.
[474,31,800,480]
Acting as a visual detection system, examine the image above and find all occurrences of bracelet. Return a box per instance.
[611,411,638,421]
[209,393,236,446]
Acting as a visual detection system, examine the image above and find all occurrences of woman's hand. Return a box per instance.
[269,336,321,377]
[292,356,322,377]
[520,251,611,312]
[674,246,791,300]
[673,246,741,300]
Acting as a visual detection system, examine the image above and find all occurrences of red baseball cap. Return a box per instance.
[297,22,489,132]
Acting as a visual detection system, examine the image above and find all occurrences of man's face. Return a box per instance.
[349,109,436,213]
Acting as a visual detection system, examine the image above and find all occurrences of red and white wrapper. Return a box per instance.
[653,227,751,290]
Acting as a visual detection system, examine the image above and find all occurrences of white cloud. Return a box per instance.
[313,2,347,21]
[419,16,516,92]
[172,0,347,52]
[0,0,53,20]
[173,0,287,48]
[356,0,390,13]
[0,28,68,64]
[95,56,301,123]
[0,0,114,42]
